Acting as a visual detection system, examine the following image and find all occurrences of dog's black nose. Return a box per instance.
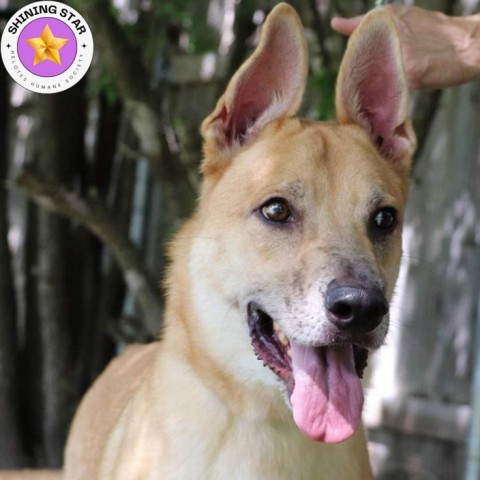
[325,285,388,334]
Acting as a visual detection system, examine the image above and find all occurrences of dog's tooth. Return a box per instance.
[286,347,292,358]
[277,330,289,346]
[272,321,290,346]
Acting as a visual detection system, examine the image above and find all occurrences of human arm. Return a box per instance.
[331,5,480,89]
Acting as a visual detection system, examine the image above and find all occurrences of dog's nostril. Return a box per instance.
[328,301,353,320]
[325,285,388,333]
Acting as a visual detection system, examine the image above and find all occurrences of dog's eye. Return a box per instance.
[372,207,397,232]
[261,199,292,223]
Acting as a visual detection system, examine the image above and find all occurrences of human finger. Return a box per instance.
[330,15,364,36]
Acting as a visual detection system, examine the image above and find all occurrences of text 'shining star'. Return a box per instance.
[26,24,69,66]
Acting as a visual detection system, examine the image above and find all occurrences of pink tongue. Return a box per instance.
[290,342,363,444]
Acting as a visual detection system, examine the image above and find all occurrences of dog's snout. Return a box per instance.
[325,285,388,334]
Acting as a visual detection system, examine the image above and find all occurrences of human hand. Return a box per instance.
[331,5,480,89]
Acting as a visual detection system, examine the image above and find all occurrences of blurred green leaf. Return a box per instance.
[312,68,338,121]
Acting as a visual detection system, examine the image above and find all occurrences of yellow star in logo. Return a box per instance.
[26,24,69,66]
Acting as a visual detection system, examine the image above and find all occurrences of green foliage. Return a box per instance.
[188,27,218,54]
[153,0,192,24]
[151,0,218,53]
[88,70,119,106]
[312,68,338,121]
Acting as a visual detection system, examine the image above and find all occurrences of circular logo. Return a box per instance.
[1,2,94,94]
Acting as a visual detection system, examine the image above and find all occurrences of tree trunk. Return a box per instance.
[0,47,25,469]
[25,85,86,466]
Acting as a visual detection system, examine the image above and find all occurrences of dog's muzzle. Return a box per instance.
[246,287,388,445]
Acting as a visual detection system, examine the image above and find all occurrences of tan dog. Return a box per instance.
[64,4,415,479]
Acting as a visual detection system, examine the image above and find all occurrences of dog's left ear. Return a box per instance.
[336,10,415,167]
[201,3,308,162]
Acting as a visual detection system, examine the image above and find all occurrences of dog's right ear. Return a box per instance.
[201,3,308,166]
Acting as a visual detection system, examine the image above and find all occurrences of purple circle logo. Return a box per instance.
[1,2,94,94]
[18,18,77,77]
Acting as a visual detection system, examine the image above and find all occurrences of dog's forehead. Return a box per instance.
[224,120,406,203]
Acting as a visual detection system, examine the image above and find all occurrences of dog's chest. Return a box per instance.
[148,418,365,480]
[208,421,320,479]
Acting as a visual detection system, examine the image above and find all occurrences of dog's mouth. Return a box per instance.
[247,303,370,444]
